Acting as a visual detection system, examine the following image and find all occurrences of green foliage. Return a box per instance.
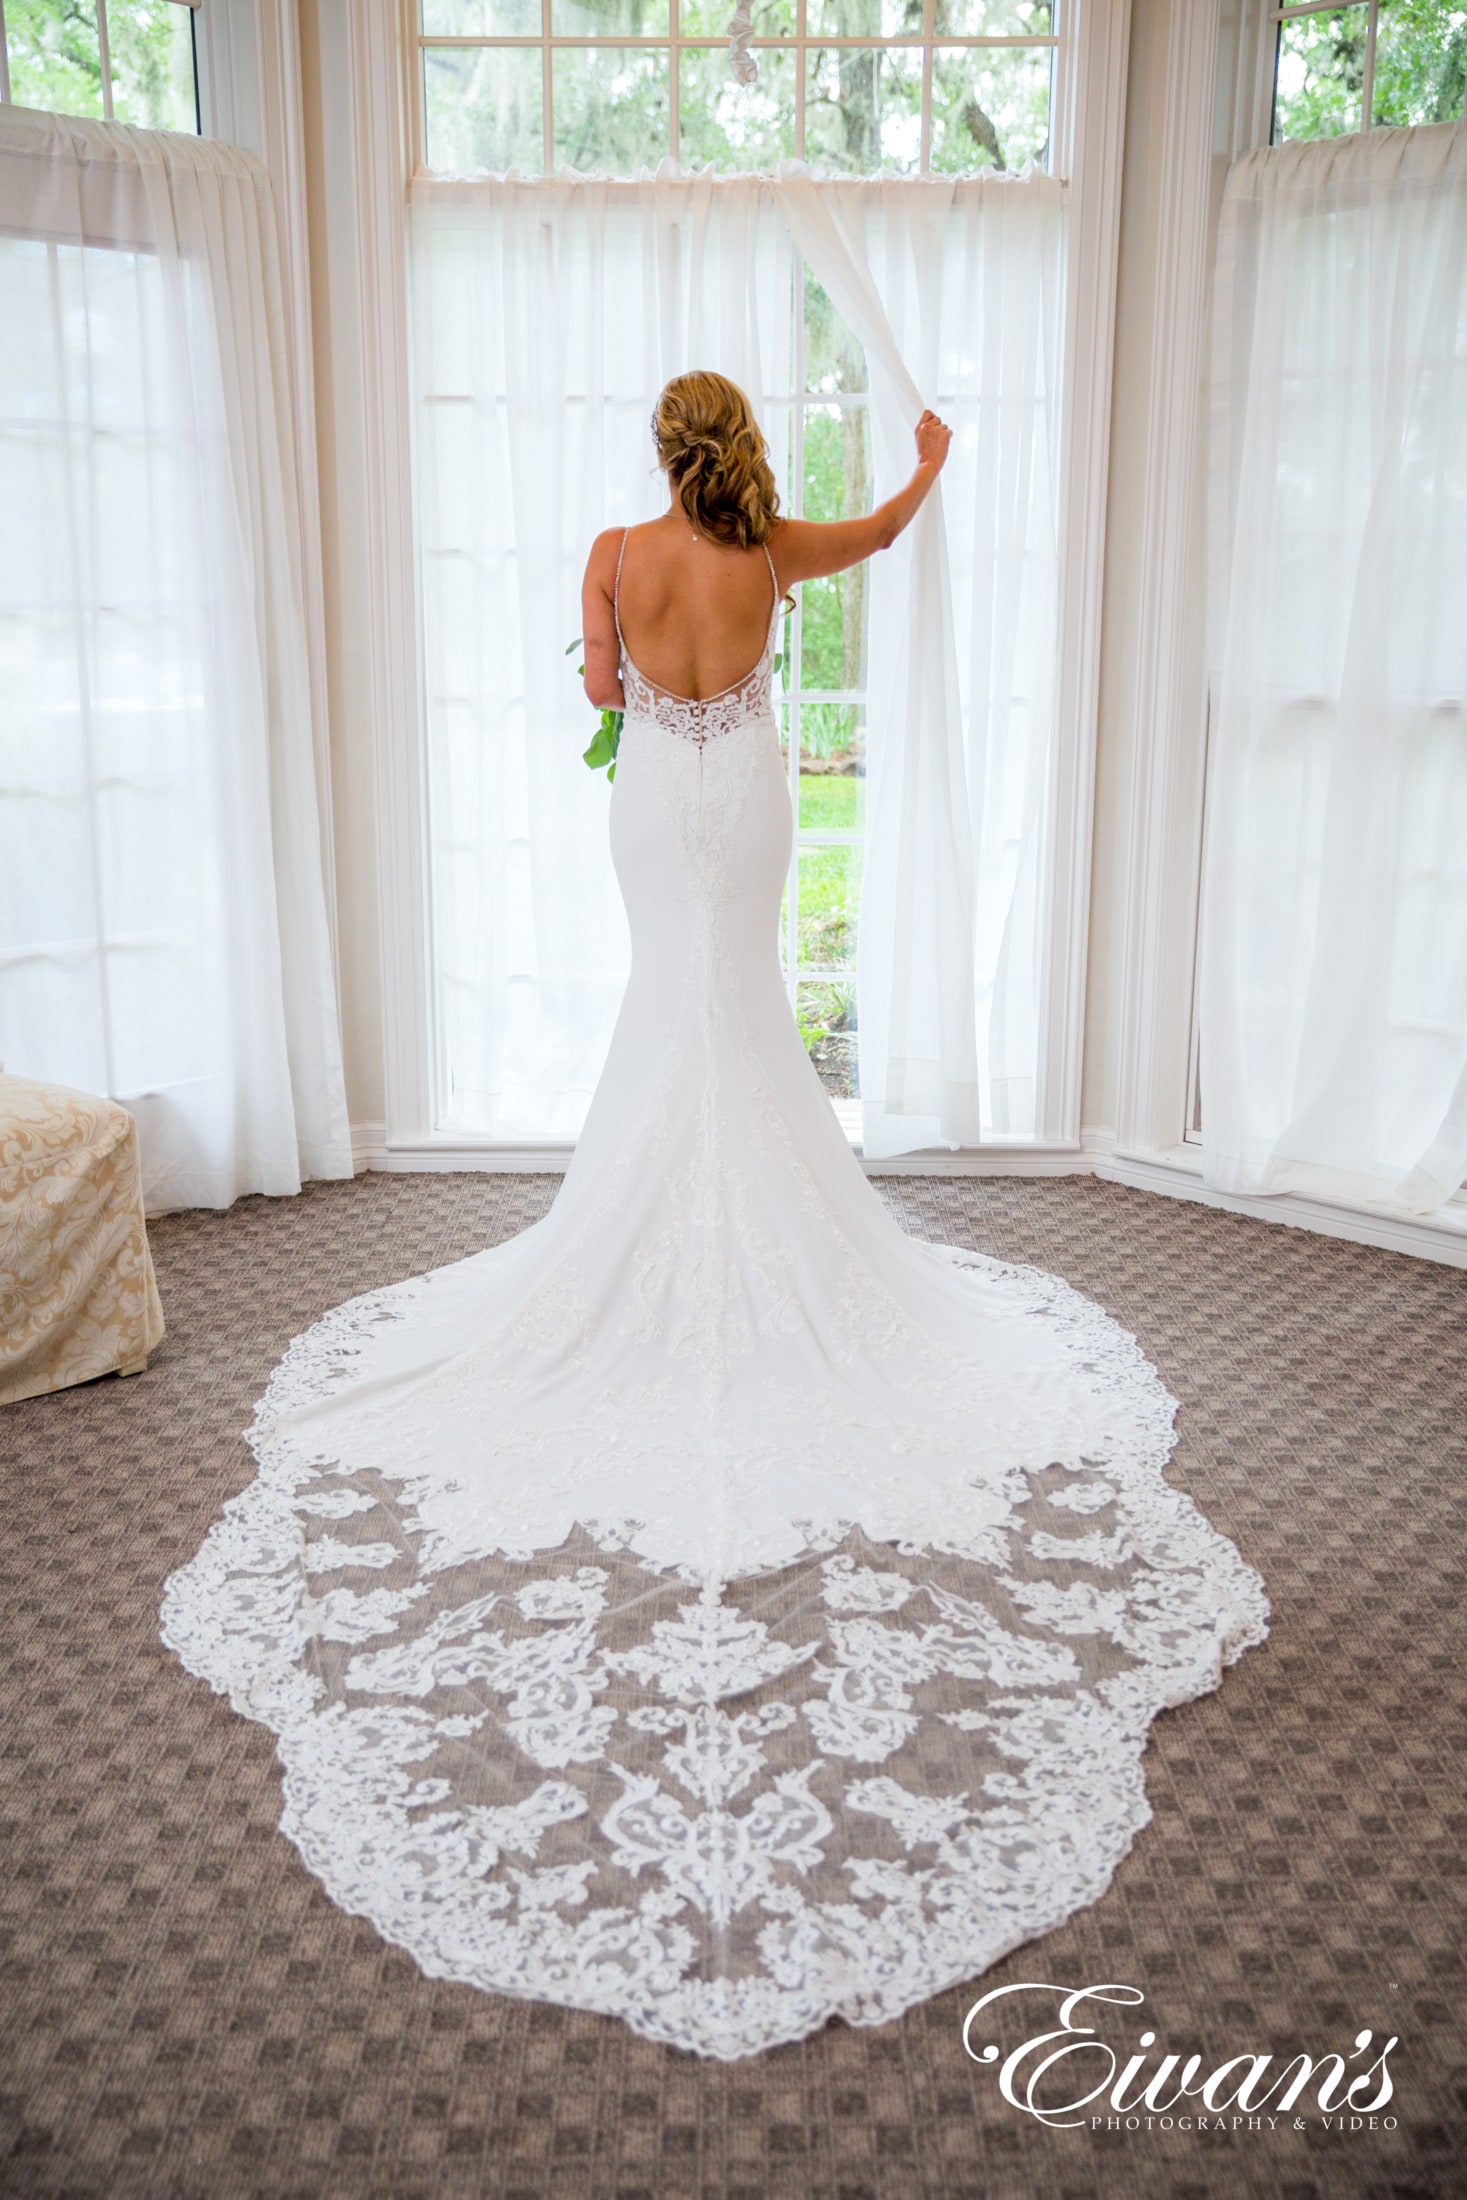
[5,1,197,132]
[797,773,860,832]
[6,0,106,118]
[568,636,622,780]
[1273,3,1466,141]
[1374,1,1467,127]
[796,976,859,1097]
[797,838,859,970]
[582,710,622,779]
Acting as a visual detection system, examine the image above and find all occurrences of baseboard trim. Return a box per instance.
[346,1121,1467,1267]
[351,1120,389,1171]
[1090,1136,1467,1270]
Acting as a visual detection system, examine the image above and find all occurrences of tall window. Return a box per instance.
[774,277,866,1100]
[0,0,200,132]
[415,4,1059,1122]
[1269,1,1465,142]
[416,0,1057,179]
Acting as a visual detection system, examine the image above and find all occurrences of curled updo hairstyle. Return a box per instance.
[651,371,781,550]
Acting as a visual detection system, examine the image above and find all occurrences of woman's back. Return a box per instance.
[610,516,780,703]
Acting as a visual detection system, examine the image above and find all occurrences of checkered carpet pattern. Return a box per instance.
[1,1170,1462,2200]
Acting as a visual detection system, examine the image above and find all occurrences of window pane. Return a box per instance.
[424,45,543,173]
[803,401,869,523]
[1372,0,1467,127]
[806,0,923,36]
[422,0,541,30]
[805,47,922,173]
[799,569,870,694]
[679,45,796,170]
[553,48,670,171]
[680,0,794,33]
[930,44,1051,172]
[804,269,868,396]
[932,0,1054,32]
[797,977,859,1097]
[798,708,865,828]
[1271,6,1368,143]
[797,837,862,962]
[107,1,198,134]
[551,0,671,35]
[801,403,870,696]
[6,0,105,119]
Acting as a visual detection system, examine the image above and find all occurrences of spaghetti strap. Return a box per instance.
[615,523,787,721]
[612,526,629,653]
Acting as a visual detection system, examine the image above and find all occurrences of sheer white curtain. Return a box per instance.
[411,173,791,1139]
[1202,120,1467,1215]
[411,168,1064,1155]
[773,174,1063,1154]
[0,106,350,1212]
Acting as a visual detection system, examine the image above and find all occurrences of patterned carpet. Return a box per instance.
[0,1170,1463,2200]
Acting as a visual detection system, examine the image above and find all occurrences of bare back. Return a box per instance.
[584,516,783,707]
[580,409,952,714]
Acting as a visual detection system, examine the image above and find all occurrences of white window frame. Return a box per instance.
[0,0,337,993]
[312,0,1129,1170]
[1106,0,1467,1262]
[1266,0,1386,144]
[410,1,1061,178]
[0,0,202,128]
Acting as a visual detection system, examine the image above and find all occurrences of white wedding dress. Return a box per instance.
[162,537,1269,2059]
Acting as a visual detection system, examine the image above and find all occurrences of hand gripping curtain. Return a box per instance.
[1202,120,1467,1214]
[0,107,350,1211]
[411,168,1063,1153]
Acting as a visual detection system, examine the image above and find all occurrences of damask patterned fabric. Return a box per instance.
[0,1072,165,1407]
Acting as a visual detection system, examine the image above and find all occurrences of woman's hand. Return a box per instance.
[915,408,952,472]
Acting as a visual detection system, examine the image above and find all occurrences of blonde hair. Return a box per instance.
[651,371,781,549]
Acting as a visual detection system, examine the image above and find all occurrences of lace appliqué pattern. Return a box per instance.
[161,538,1269,2057]
[161,1245,1269,2061]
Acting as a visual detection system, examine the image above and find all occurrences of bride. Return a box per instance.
[163,372,1268,2061]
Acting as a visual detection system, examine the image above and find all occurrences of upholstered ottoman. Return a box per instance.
[0,1072,165,1407]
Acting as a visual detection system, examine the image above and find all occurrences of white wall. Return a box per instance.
[1082,0,1177,1146]
[298,0,389,1133]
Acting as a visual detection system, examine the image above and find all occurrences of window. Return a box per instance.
[1268,1,1466,143]
[779,273,868,1100]
[410,1,1076,1149]
[415,0,1057,179]
[0,0,201,133]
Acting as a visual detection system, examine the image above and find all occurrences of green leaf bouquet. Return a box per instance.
[567,637,621,782]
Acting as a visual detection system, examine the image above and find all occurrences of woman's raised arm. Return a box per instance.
[771,409,952,586]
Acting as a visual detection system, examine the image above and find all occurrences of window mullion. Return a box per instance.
[96,0,114,122]
[921,0,934,174]
[669,0,679,168]
[1361,0,1379,128]
[788,260,805,1012]
[542,0,553,173]
[795,0,806,161]
[0,2,11,105]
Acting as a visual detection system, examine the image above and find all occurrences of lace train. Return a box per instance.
[161,1239,1267,2061]
[160,619,1268,2059]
